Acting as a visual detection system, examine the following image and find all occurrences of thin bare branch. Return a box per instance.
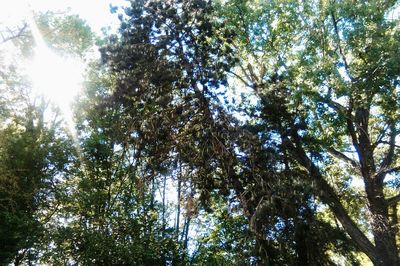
[330,12,354,82]
[328,147,359,168]
[373,123,390,149]
[0,23,28,44]
[379,140,400,149]
[228,69,253,88]
[238,64,254,86]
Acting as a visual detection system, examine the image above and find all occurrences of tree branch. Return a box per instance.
[0,23,27,44]
[327,147,359,168]
[238,64,255,87]
[228,69,253,88]
[330,12,354,82]
[378,124,397,181]
[285,134,378,262]
[372,123,390,150]
[325,97,348,114]
[387,194,400,206]
[378,140,400,149]
[346,100,361,155]
[375,165,400,181]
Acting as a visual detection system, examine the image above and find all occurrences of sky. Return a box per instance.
[2,0,398,33]
[0,0,127,34]
[30,0,129,33]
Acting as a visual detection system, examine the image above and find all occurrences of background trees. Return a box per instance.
[0,11,89,265]
[0,101,74,264]
[99,0,356,264]
[46,63,186,265]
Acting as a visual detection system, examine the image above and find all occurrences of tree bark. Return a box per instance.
[162,174,167,234]
[181,216,191,250]
[175,176,182,238]
[285,135,379,262]
[352,108,399,266]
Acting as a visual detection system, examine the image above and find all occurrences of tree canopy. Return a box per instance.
[0,0,399,265]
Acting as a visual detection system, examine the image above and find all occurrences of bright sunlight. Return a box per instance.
[27,11,84,127]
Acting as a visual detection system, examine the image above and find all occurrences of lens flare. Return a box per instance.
[26,8,86,168]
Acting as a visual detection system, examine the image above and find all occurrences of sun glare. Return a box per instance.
[28,47,84,117]
[26,12,85,129]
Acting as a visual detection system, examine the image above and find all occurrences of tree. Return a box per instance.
[102,0,400,264]
[41,61,188,265]
[0,100,74,265]
[101,0,364,264]
[214,0,400,264]
[35,11,93,57]
[190,194,255,266]
[0,10,93,265]
[2,0,398,264]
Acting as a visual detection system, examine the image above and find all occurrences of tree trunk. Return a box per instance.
[181,216,191,250]
[365,179,399,266]
[176,175,181,238]
[295,220,310,265]
[162,174,167,234]
[354,108,400,266]
[285,135,379,262]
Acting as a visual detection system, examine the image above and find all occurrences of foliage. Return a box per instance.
[1,0,399,265]
[212,0,400,265]
[190,195,255,266]
[0,100,74,264]
[0,9,91,265]
[101,0,400,264]
[36,11,93,57]
[100,0,365,264]
[40,63,187,265]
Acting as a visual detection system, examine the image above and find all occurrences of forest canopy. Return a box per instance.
[0,0,399,265]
